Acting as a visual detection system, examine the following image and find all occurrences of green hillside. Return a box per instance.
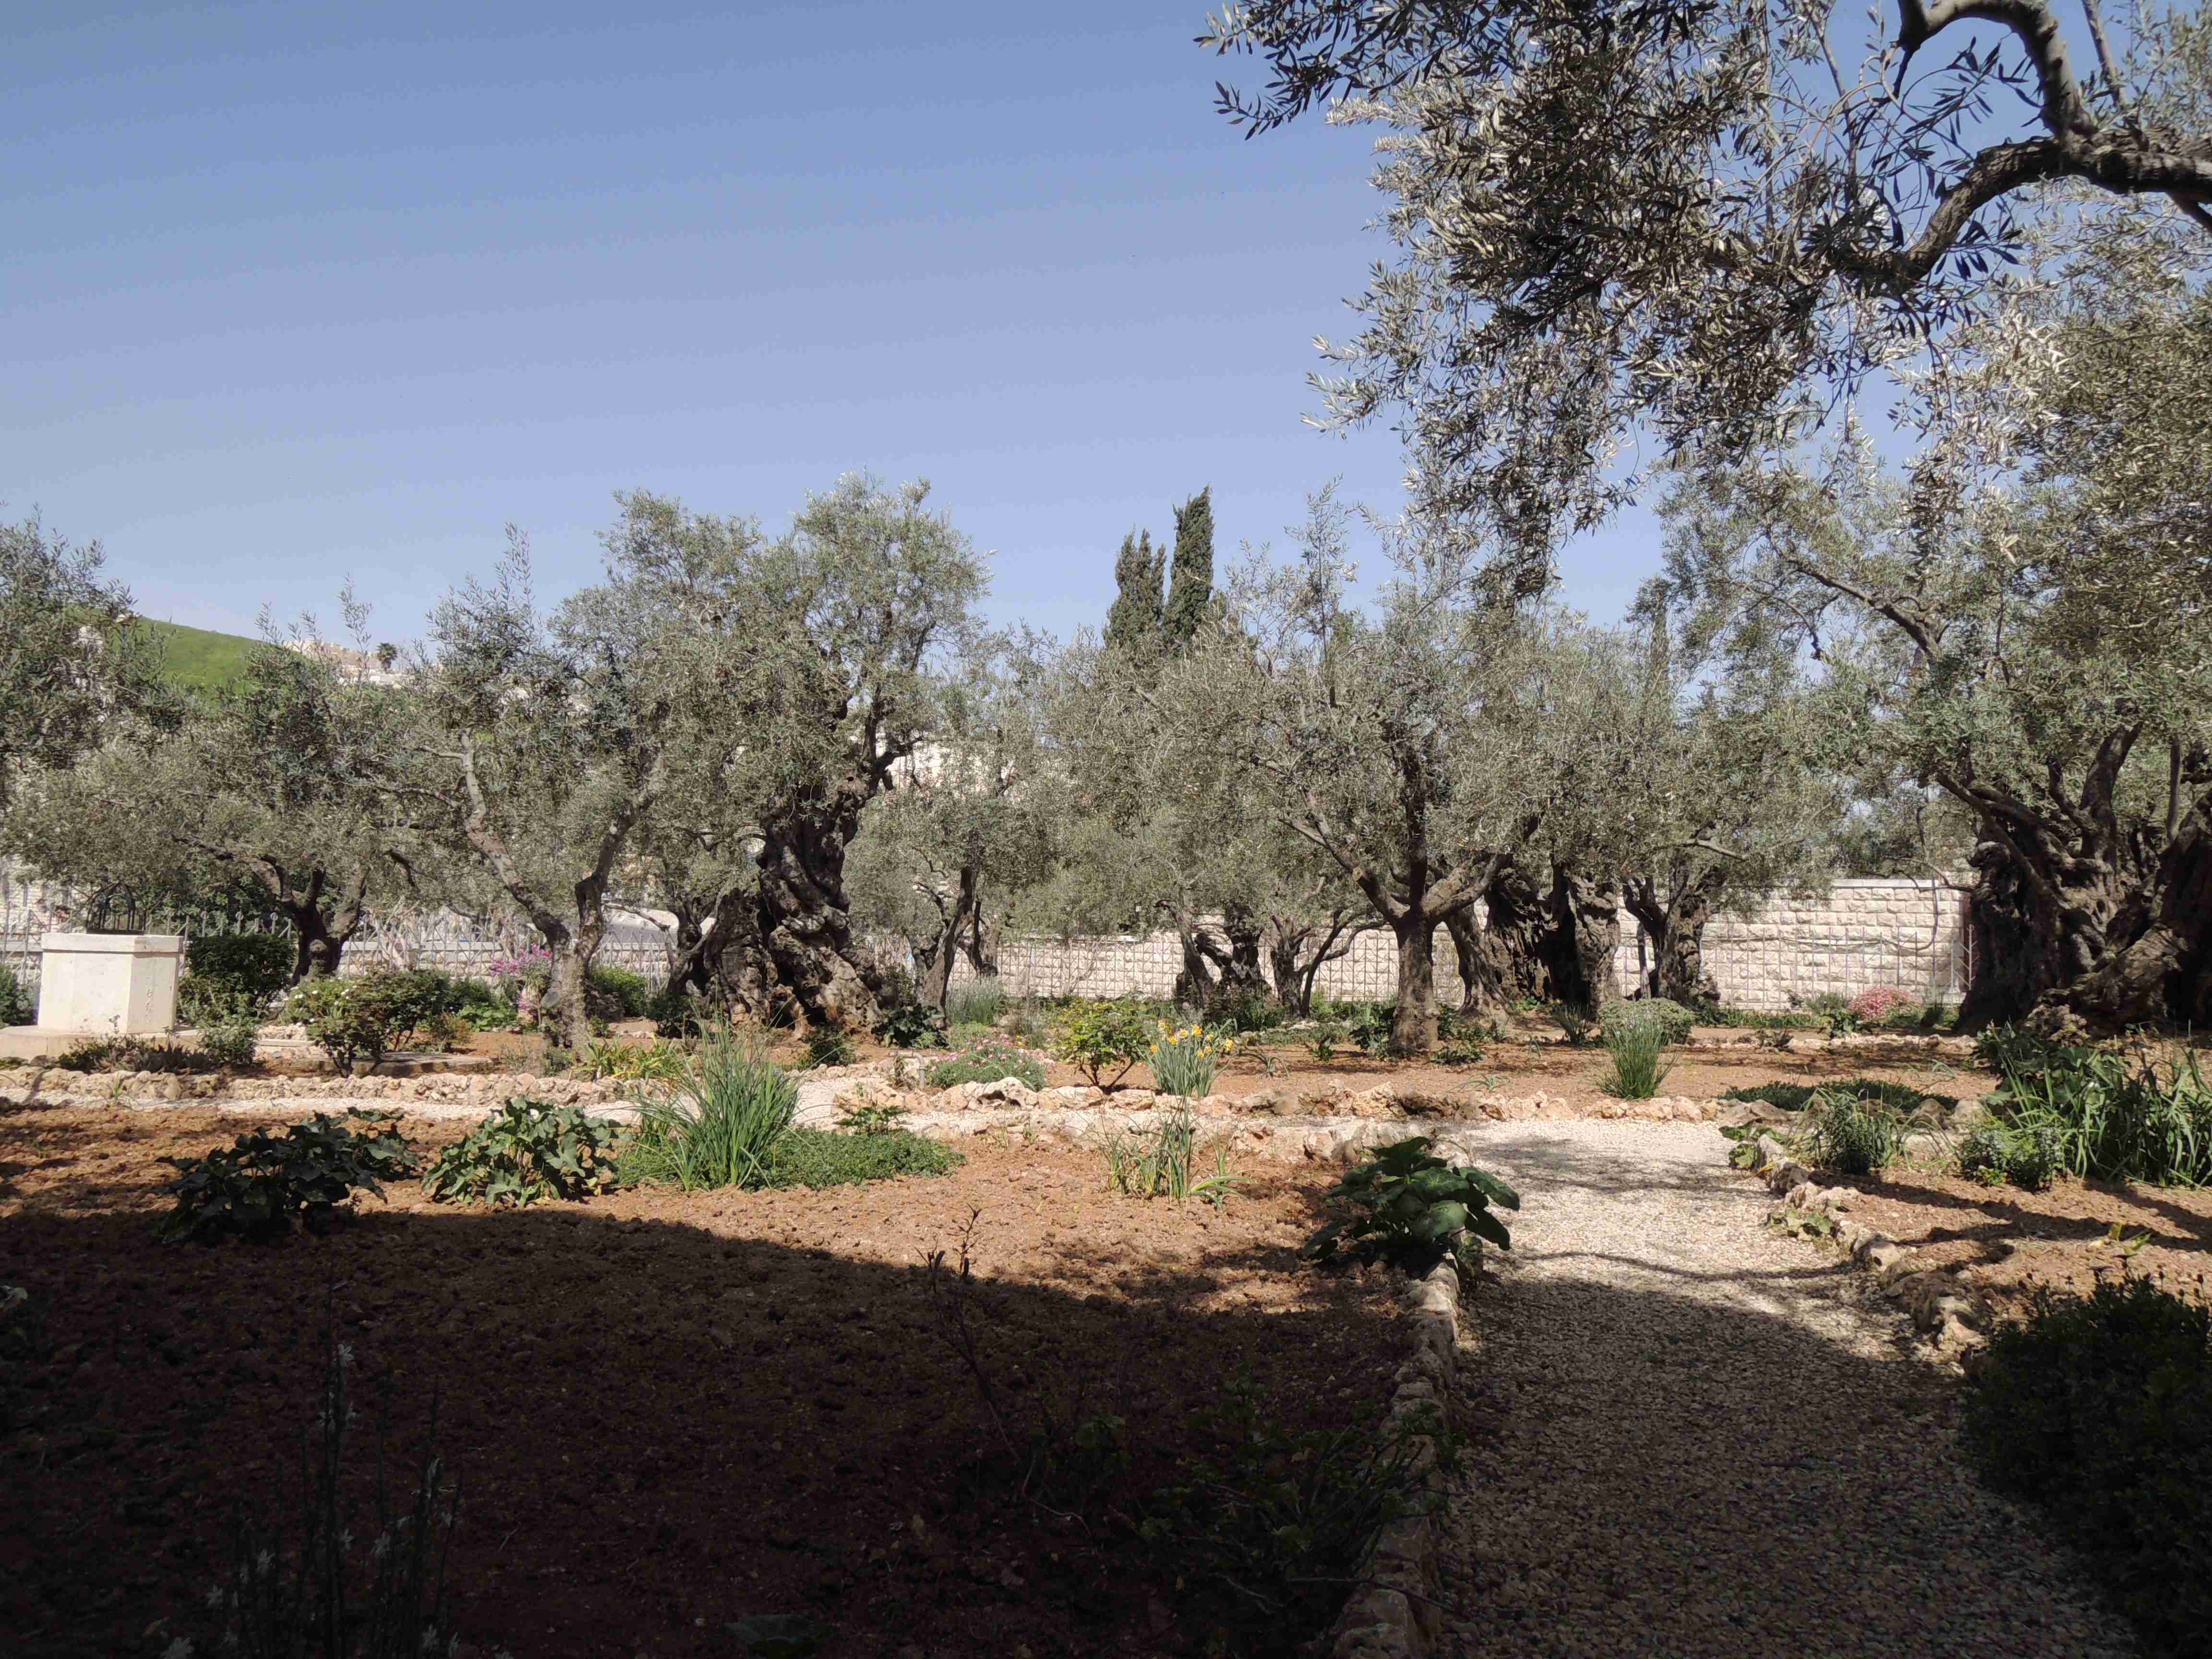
[141,619,265,691]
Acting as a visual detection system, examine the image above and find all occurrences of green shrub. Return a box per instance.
[1102,1101,1243,1205]
[647,979,705,1039]
[925,1042,1046,1091]
[1601,1020,1672,1099]
[1705,1007,1821,1030]
[421,1099,625,1207]
[764,1125,960,1188]
[56,1034,233,1075]
[1306,1019,1344,1061]
[1055,998,1152,1091]
[198,1013,261,1070]
[874,1001,947,1048]
[1347,1000,1395,1055]
[1962,1275,2212,1656]
[1989,1045,2212,1187]
[185,931,294,1011]
[1435,1037,1487,1066]
[1302,1135,1517,1274]
[1719,1077,1958,1113]
[1957,1120,2060,1189]
[1209,985,1285,1033]
[943,975,1004,1029]
[582,962,651,1021]
[1001,1000,1054,1047]
[161,1111,419,1241]
[621,1031,796,1190]
[1147,1021,1232,1098]
[285,971,462,1074]
[836,1098,912,1136]
[1804,1087,1908,1175]
[1598,997,1696,1046]
[0,964,30,1027]
[802,1025,854,1067]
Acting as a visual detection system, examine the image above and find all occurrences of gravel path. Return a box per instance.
[1431,1120,2134,1659]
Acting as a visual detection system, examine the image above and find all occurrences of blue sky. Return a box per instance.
[5,0,1664,646]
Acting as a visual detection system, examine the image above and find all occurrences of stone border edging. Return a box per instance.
[1735,1133,1991,1361]
[1324,1256,1466,1659]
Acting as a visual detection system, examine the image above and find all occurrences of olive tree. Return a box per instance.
[410,525,727,1050]
[0,516,169,806]
[1652,380,2212,1029]
[1206,0,2212,557]
[8,606,416,981]
[846,639,1060,1010]
[1139,490,1607,1053]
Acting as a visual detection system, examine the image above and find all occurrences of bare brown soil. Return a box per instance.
[0,1104,1395,1659]
[1797,1161,2212,1322]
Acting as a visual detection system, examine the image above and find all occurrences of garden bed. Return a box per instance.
[1754,1158,2212,1323]
[0,1101,1399,1659]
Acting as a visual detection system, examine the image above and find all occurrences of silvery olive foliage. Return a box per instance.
[1205,0,2212,563]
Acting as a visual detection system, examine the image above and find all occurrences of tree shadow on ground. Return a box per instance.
[0,1190,1397,1659]
[1438,1255,2138,1658]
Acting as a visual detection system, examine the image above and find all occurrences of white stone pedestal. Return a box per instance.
[35,932,184,1036]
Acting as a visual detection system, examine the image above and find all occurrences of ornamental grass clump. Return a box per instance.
[1147,1021,1232,1098]
[1601,1020,1672,1099]
[944,974,1004,1029]
[622,1026,796,1191]
[1991,1045,2212,1187]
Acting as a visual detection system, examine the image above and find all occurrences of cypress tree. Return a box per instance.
[1104,529,1166,654]
[1164,487,1214,645]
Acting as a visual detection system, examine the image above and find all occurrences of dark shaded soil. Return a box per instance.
[1795,1160,2212,1322]
[0,1104,1396,1659]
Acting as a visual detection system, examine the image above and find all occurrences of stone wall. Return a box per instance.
[962,877,1971,1011]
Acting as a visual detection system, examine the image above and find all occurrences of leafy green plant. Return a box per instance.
[1598,997,1695,1046]
[1307,1020,1343,1062]
[874,1001,947,1048]
[421,1098,625,1207]
[1434,1037,1487,1066]
[943,975,1004,1029]
[622,1029,796,1190]
[1102,1102,1244,1206]
[1302,1135,1518,1274]
[161,1111,420,1242]
[1347,1000,1395,1055]
[1719,1077,1958,1113]
[1210,985,1285,1033]
[802,1025,854,1068]
[1055,997,1152,1091]
[1147,1020,1232,1098]
[764,1125,960,1188]
[835,1098,912,1135]
[283,971,460,1075]
[1601,1019,1672,1099]
[926,1041,1046,1091]
[1804,1086,1909,1175]
[1963,1274,2212,1657]
[1974,1022,2071,1079]
[1957,1120,2060,1190]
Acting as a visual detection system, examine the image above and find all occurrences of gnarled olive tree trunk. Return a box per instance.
[1549,864,1623,1008]
[753,774,883,1031]
[1946,745,2212,1033]
[1623,869,1722,1008]
[1446,861,1553,1013]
